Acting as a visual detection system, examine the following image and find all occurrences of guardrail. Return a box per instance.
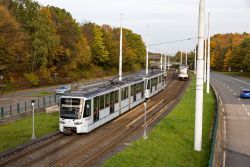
[0,94,60,119]
[209,84,226,167]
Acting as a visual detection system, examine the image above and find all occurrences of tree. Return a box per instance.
[239,38,250,71]
[48,6,85,71]
[210,33,250,71]
[0,5,28,74]
[91,26,109,66]
[223,49,232,71]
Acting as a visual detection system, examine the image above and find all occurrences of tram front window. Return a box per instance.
[60,98,81,119]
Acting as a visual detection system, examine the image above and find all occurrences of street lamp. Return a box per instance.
[54,73,58,84]
[31,100,36,140]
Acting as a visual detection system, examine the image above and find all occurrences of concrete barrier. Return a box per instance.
[45,105,59,113]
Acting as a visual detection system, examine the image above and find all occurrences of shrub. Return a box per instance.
[24,72,39,86]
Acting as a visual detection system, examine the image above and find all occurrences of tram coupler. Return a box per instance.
[63,127,73,135]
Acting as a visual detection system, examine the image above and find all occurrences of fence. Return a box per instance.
[0,94,60,119]
[209,84,226,167]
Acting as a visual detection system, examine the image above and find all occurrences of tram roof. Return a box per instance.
[61,69,165,99]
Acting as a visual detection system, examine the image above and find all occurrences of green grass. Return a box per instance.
[30,91,52,97]
[221,72,250,78]
[103,76,215,167]
[0,112,58,153]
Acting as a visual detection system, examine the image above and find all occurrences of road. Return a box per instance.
[211,72,250,167]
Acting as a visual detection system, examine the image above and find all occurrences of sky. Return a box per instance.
[36,0,250,55]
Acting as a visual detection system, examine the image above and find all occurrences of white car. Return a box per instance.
[55,85,71,94]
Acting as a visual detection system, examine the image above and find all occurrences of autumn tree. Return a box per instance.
[0,5,28,74]
[91,26,109,66]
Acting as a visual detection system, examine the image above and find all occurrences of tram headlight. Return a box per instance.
[60,121,65,124]
[74,122,82,125]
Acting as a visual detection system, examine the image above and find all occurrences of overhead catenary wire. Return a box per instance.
[148,37,197,47]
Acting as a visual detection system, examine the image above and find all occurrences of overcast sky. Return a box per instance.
[36,0,250,54]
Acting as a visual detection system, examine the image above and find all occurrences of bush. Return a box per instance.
[39,67,52,83]
[24,72,39,86]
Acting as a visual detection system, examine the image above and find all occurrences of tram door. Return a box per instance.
[110,92,115,114]
[94,97,99,122]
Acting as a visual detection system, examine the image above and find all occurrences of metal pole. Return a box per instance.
[168,48,170,71]
[207,12,211,93]
[180,51,183,66]
[145,25,149,75]
[194,46,197,73]
[160,45,163,70]
[195,0,205,151]
[204,25,207,83]
[25,101,27,111]
[185,50,188,66]
[1,107,4,118]
[17,103,20,113]
[164,46,167,71]
[143,101,148,139]
[119,13,123,81]
[31,100,36,140]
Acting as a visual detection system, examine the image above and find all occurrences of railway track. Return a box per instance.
[0,72,189,167]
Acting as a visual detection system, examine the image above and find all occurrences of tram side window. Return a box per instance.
[131,85,134,96]
[83,100,91,117]
[122,88,125,100]
[100,95,105,110]
[122,87,128,100]
[94,97,99,121]
[141,82,144,96]
[105,93,110,108]
[125,87,128,99]
[147,80,150,90]
[151,78,154,89]
[115,90,119,103]
[136,83,140,94]
[162,74,165,84]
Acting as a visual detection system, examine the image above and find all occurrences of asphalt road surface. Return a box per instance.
[211,72,250,167]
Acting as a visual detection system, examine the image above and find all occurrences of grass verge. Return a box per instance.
[0,112,58,153]
[221,72,250,78]
[103,76,215,167]
[30,91,52,97]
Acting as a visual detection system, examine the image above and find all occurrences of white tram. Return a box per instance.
[59,70,167,134]
[178,65,189,80]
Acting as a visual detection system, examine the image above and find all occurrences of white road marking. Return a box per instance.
[242,104,248,112]
[238,98,241,101]
[228,76,250,86]
[234,93,236,96]
[241,87,244,89]
[247,112,250,117]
